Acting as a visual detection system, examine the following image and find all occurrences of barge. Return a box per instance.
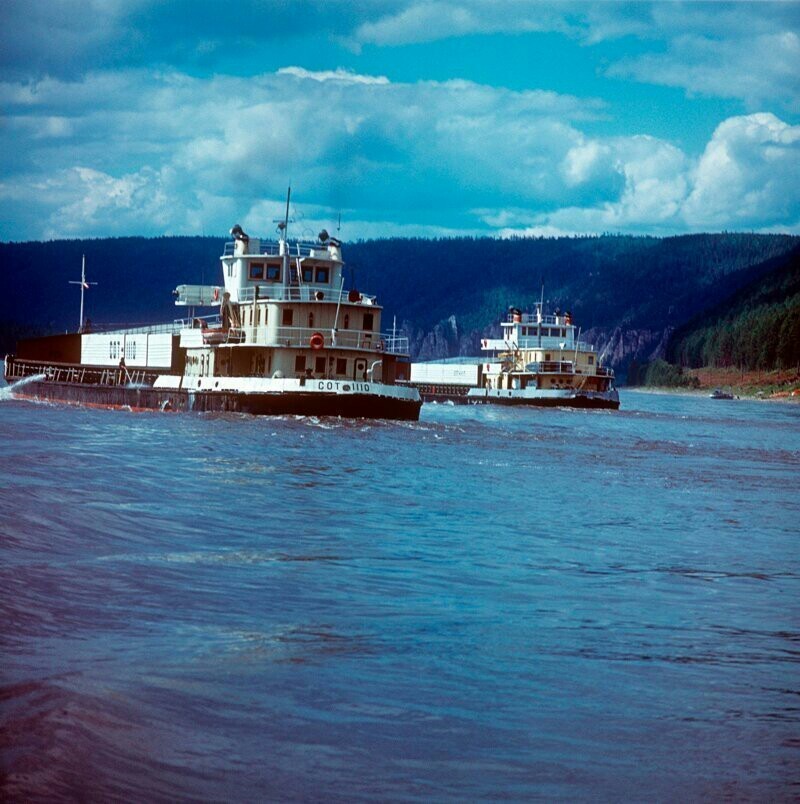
[4,210,421,421]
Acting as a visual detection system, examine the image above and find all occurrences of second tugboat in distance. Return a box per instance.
[4,195,422,421]
[406,302,619,410]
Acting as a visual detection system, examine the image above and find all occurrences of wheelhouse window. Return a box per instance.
[336,358,347,375]
[295,355,306,373]
[249,262,264,280]
[302,266,314,282]
[343,314,349,329]
[588,355,594,365]
[308,312,314,328]
[266,263,281,281]
[282,308,293,326]
[315,356,326,373]
[315,267,330,283]
[363,312,374,331]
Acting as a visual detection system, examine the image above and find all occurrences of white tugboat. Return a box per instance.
[408,303,619,410]
[4,202,422,421]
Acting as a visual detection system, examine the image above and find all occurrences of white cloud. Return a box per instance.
[609,30,800,110]
[683,113,800,228]
[483,134,690,236]
[0,67,611,238]
[353,1,572,47]
[484,115,800,237]
[277,67,390,85]
[352,1,800,109]
[1,65,799,240]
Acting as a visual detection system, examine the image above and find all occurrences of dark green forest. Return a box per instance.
[2,232,798,367]
[665,244,800,372]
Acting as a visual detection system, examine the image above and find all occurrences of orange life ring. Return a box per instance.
[310,332,325,350]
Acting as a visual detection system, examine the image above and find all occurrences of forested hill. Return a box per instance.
[2,232,798,365]
[350,233,797,332]
[665,244,800,372]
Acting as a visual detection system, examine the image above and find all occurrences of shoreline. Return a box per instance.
[624,386,800,403]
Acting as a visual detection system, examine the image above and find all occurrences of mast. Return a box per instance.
[538,279,544,348]
[283,186,291,235]
[278,186,291,282]
[332,274,345,345]
[68,254,97,332]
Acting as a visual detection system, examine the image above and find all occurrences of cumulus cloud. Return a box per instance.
[0,67,612,238]
[683,113,800,228]
[488,114,800,238]
[1,65,799,240]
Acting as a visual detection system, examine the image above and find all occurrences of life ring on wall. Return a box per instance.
[310,332,325,350]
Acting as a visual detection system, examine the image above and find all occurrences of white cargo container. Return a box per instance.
[409,362,481,386]
[80,333,174,368]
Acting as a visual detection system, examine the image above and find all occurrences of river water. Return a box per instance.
[1,389,798,801]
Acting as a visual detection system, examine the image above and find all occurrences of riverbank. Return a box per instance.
[629,366,800,401]
[686,366,800,400]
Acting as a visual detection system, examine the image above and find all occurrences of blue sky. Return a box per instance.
[1,1,799,241]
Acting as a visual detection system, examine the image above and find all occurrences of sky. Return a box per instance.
[1,0,799,242]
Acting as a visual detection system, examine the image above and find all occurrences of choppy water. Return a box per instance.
[1,390,799,801]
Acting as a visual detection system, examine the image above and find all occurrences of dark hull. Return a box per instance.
[467,395,620,410]
[6,379,422,421]
[416,387,619,410]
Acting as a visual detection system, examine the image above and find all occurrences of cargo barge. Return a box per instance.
[4,206,422,421]
[405,305,619,410]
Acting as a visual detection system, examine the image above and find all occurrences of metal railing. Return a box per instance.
[5,358,159,386]
[267,326,408,354]
[524,361,576,374]
[522,360,613,377]
[506,313,572,325]
[236,285,377,305]
[177,318,408,353]
[223,240,332,258]
[101,321,184,335]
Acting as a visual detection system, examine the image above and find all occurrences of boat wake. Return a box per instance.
[0,374,46,401]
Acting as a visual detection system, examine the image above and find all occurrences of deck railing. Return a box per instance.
[223,240,332,258]
[231,325,407,354]
[236,285,377,305]
[5,358,159,386]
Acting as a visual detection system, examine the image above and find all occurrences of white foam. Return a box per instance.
[0,373,47,401]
